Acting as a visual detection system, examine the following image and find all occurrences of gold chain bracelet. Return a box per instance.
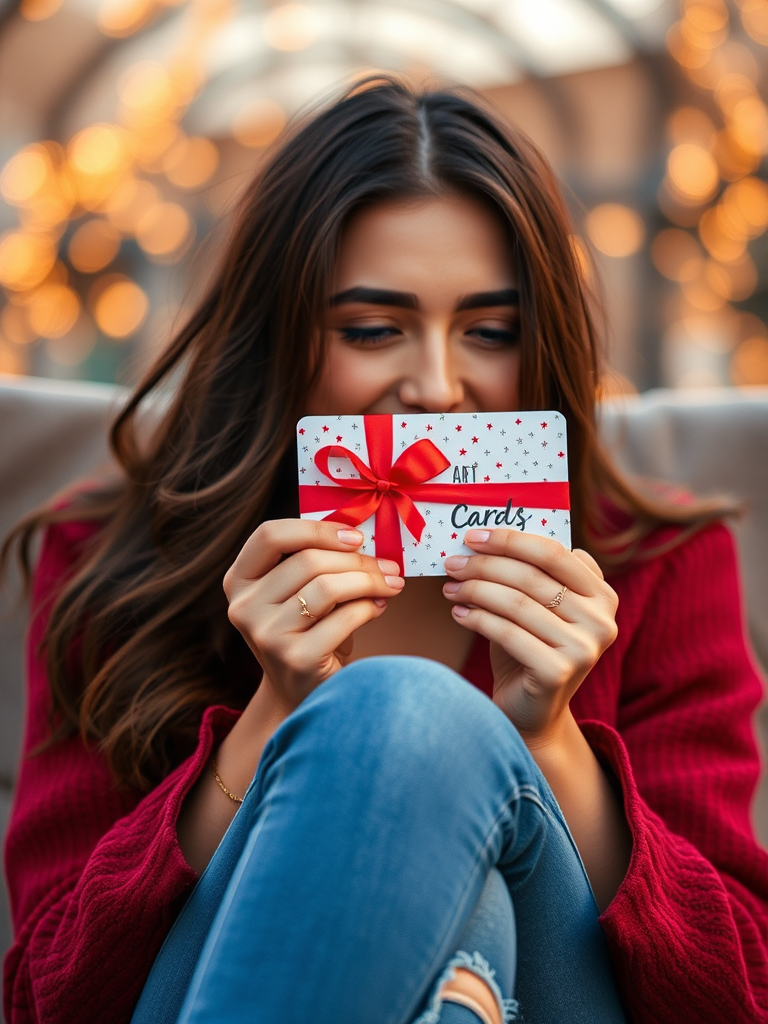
[211,758,244,804]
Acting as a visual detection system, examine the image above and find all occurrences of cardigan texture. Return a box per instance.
[3,517,768,1023]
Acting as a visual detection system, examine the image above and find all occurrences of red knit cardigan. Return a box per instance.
[3,518,768,1023]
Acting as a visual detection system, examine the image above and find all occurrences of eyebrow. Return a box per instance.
[328,286,519,311]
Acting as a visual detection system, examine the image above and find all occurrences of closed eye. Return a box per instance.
[468,327,519,345]
[339,326,401,344]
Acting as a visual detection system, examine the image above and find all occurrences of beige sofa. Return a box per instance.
[1,375,767,962]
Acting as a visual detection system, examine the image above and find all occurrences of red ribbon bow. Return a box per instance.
[298,415,569,574]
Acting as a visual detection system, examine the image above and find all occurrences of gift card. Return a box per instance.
[297,412,570,576]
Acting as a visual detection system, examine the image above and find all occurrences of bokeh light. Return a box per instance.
[19,0,64,20]
[103,179,161,234]
[740,0,768,46]
[26,283,81,338]
[0,231,57,291]
[232,99,287,149]
[651,228,703,282]
[263,4,319,51]
[666,143,720,204]
[731,335,768,384]
[162,137,219,190]
[68,220,122,274]
[97,0,154,37]
[135,202,194,260]
[92,276,149,337]
[585,204,645,258]
[0,303,36,346]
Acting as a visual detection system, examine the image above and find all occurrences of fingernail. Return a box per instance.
[452,605,469,618]
[373,597,387,607]
[444,555,468,570]
[465,530,491,544]
[377,559,400,575]
[443,580,461,594]
[384,575,405,588]
[338,529,364,545]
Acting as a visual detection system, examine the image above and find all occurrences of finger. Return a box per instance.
[442,578,578,647]
[572,548,607,582]
[289,597,390,671]
[452,605,572,691]
[281,570,405,630]
[443,552,584,622]
[225,519,366,592]
[258,548,401,607]
[459,529,609,599]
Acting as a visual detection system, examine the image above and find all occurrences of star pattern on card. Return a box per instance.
[297,411,570,575]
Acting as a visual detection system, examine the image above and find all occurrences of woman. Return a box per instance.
[3,77,768,1024]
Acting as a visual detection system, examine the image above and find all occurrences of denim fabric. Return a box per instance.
[132,656,628,1024]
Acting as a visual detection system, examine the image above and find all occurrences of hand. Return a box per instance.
[442,528,618,743]
[223,519,404,714]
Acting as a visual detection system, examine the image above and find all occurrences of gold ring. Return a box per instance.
[297,594,317,620]
[545,585,568,610]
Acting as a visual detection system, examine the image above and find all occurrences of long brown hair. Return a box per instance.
[3,76,732,792]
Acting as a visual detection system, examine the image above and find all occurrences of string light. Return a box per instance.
[0,0,234,374]
[659,0,768,387]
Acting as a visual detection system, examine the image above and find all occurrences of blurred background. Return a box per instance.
[0,0,767,392]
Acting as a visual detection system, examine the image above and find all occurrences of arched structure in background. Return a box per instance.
[0,0,766,392]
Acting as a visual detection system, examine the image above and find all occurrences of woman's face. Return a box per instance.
[305,193,521,417]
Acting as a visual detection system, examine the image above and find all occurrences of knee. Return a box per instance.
[317,655,505,754]
[269,656,523,789]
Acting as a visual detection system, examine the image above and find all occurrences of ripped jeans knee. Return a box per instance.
[411,868,519,1024]
[412,950,519,1024]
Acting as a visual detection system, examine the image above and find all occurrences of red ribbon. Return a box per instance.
[299,415,569,573]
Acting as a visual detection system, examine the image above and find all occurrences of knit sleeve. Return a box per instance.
[583,523,768,1024]
[2,521,241,1024]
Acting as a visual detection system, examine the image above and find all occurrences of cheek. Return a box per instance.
[477,350,521,409]
[304,344,390,415]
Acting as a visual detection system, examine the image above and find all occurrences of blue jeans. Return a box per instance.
[132,657,628,1024]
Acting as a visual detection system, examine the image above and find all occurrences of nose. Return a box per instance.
[398,330,464,412]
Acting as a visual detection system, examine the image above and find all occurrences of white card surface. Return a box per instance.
[297,411,571,576]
